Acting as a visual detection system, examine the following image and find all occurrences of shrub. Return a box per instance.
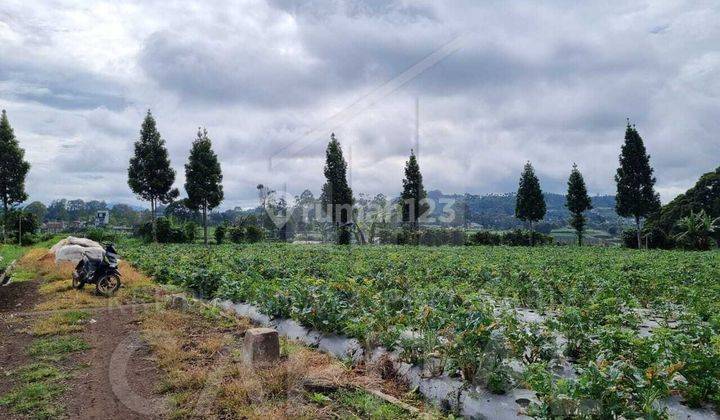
[85,228,117,243]
[20,233,38,245]
[501,229,553,246]
[472,231,502,245]
[228,225,245,243]
[184,222,197,243]
[622,228,674,249]
[214,224,227,244]
[137,217,190,243]
[245,225,264,243]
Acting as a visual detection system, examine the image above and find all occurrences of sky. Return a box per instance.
[0,0,718,209]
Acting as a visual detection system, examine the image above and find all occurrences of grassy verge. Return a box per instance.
[1,334,90,418]
[12,248,167,311]
[142,301,437,419]
[0,246,94,418]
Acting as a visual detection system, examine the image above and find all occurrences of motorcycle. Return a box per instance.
[72,243,121,297]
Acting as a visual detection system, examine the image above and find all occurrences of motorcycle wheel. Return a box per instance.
[72,271,85,290]
[96,274,121,297]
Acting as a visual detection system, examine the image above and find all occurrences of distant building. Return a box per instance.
[70,220,85,230]
[44,221,66,233]
[95,210,110,226]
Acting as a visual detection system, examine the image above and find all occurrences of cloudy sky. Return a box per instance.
[1,0,718,209]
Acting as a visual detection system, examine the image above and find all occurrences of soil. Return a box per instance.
[64,305,165,419]
[0,280,41,416]
[0,279,165,419]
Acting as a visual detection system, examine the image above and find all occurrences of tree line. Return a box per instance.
[0,107,705,249]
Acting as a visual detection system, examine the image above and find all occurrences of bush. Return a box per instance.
[501,229,553,246]
[468,229,553,247]
[378,228,465,246]
[228,225,245,243]
[214,224,227,244]
[245,225,264,243]
[20,233,38,245]
[184,222,197,243]
[6,211,38,241]
[621,228,673,249]
[137,217,190,243]
[85,228,117,243]
[472,231,502,246]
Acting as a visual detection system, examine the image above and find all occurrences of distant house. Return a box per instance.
[70,220,86,230]
[44,221,65,233]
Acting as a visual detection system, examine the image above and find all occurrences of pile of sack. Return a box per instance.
[50,236,105,264]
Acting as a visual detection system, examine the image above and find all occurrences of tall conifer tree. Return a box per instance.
[128,110,179,242]
[515,161,546,245]
[566,163,593,246]
[615,122,660,248]
[185,127,224,245]
[0,110,30,243]
[320,133,354,244]
[400,149,428,229]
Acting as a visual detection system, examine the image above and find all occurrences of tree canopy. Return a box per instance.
[320,133,353,244]
[615,123,660,248]
[565,163,593,246]
[128,110,179,241]
[0,110,30,242]
[400,150,429,229]
[185,127,224,244]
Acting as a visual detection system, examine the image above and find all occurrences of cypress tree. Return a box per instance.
[400,149,429,229]
[515,161,546,246]
[320,133,354,244]
[565,163,593,246]
[128,110,179,242]
[184,127,224,245]
[615,122,660,248]
[0,110,30,243]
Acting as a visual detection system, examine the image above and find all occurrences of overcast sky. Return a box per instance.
[1,0,718,209]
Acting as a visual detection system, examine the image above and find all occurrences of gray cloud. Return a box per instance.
[0,0,718,208]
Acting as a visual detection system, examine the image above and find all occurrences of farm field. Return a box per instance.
[121,240,720,417]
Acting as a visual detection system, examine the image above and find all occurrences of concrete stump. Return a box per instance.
[166,295,189,312]
[243,328,280,365]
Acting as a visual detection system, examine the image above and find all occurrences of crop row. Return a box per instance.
[120,241,720,417]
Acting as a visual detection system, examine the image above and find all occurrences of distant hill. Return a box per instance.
[426,190,626,234]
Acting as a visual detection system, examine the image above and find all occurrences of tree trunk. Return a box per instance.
[635,216,641,250]
[577,231,582,247]
[151,199,157,243]
[529,221,534,247]
[203,204,208,245]
[2,200,7,244]
[18,212,22,245]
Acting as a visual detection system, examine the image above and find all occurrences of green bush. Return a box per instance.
[214,224,227,244]
[469,229,553,246]
[244,225,264,243]
[184,222,197,243]
[85,228,117,243]
[137,217,190,243]
[472,230,502,245]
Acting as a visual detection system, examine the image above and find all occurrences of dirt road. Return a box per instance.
[0,277,165,419]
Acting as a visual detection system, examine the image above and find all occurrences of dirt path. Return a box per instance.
[0,280,41,402]
[0,277,166,419]
[64,305,165,419]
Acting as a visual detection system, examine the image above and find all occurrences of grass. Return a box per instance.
[16,363,69,383]
[0,244,25,271]
[30,310,91,336]
[31,258,163,312]
[27,336,90,360]
[0,381,66,419]
[333,389,415,419]
[141,301,433,419]
[0,240,98,419]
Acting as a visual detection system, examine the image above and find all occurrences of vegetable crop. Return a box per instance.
[121,240,720,417]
